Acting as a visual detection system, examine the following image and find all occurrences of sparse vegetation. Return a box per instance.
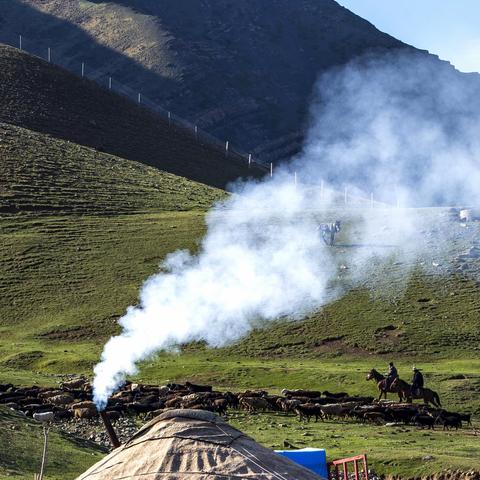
[0,406,105,480]
[0,123,226,214]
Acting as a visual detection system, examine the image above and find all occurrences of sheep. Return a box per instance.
[60,377,86,391]
[33,411,54,423]
[158,386,171,397]
[49,393,75,406]
[185,381,212,393]
[71,400,96,410]
[294,404,322,422]
[276,398,300,413]
[213,398,228,415]
[38,390,64,400]
[364,412,386,424]
[322,391,349,399]
[239,396,270,413]
[320,403,360,420]
[413,414,435,429]
[435,415,462,430]
[74,407,97,419]
[281,389,321,399]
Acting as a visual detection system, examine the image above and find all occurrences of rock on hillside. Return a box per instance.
[0,45,265,189]
[0,0,437,162]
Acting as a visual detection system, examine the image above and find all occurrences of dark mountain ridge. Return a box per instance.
[0,44,265,189]
[0,0,445,163]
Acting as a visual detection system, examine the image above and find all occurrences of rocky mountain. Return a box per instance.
[0,0,428,163]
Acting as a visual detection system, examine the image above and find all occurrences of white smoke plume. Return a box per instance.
[93,50,480,408]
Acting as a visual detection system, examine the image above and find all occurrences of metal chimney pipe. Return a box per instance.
[100,410,121,449]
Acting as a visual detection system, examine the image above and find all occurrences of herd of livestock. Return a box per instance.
[0,379,472,431]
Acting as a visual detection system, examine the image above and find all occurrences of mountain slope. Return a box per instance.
[0,123,226,214]
[0,45,265,189]
[0,0,443,162]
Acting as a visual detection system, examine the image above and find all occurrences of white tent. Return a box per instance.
[77,409,323,479]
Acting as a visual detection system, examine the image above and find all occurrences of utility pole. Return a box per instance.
[38,426,50,480]
[81,62,85,78]
[47,47,51,63]
[19,35,22,50]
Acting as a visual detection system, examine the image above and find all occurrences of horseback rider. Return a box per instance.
[411,366,424,396]
[385,362,399,390]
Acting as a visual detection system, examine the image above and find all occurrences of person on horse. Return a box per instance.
[411,366,424,396]
[385,362,399,390]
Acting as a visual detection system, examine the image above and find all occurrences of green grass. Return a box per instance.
[0,406,105,480]
[1,204,480,477]
[0,211,208,381]
[0,122,226,214]
[228,411,480,478]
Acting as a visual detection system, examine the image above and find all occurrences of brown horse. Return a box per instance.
[366,369,442,407]
[366,369,410,402]
[404,385,442,407]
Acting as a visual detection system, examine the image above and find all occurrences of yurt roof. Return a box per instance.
[76,409,323,479]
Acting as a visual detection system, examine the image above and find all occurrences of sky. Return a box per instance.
[338,0,480,73]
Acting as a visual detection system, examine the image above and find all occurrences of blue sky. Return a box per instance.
[338,0,480,72]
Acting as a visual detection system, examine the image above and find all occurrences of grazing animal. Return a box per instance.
[458,413,472,426]
[158,386,171,397]
[276,398,300,413]
[60,377,86,391]
[413,414,435,429]
[213,399,228,415]
[185,382,213,393]
[49,394,74,406]
[281,389,321,399]
[239,396,269,413]
[74,407,97,420]
[318,221,341,246]
[322,391,348,399]
[294,404,322,422]
[384,407,416,424]
[436,415,462,430]
[320,403,355,420]
[33,411,54,423]
[72,401,96,410]
[38,390,64,400]
[363,412,385,424]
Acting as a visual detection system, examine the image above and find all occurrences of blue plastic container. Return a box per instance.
[275,448,328,478]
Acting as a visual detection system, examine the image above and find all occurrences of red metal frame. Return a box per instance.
[328,454,369,480]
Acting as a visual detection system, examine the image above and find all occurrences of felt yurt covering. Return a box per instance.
[76,409,323,479]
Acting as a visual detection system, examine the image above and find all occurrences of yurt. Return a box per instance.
[77,409,324,479]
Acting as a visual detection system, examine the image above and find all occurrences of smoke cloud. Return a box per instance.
[93,50,480,408]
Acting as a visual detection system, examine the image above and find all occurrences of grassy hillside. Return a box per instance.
[0,406,105,480]
[1,204,480,477]
[0,44,265,189]
[0,123,225,214]
[1,207,480,380]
